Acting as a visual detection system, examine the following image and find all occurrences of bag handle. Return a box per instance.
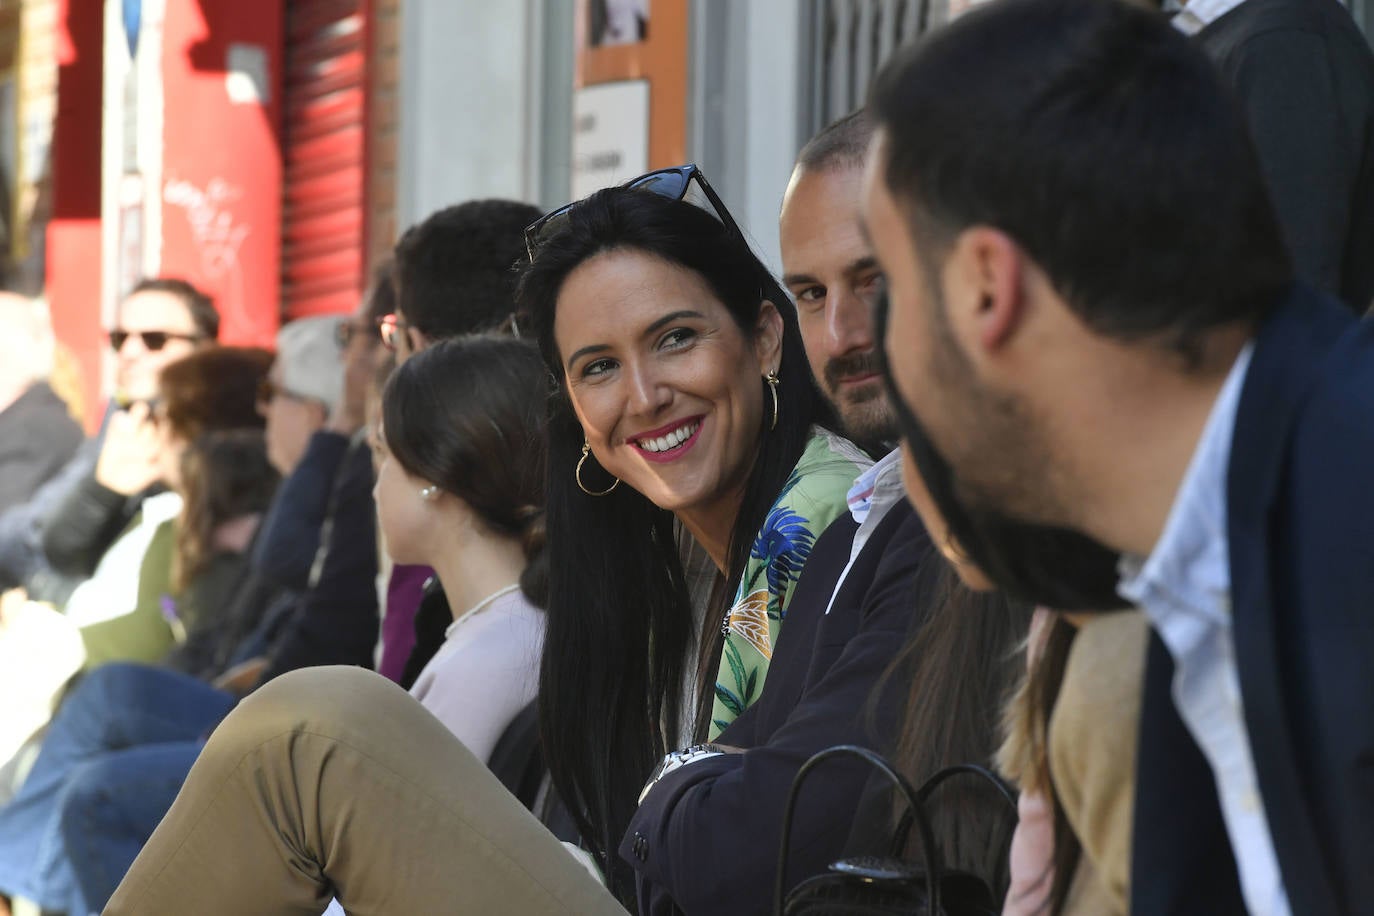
[774,744,943,916]
[890,763,1019,856]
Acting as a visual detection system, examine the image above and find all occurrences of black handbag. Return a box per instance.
[774,745,1018,916]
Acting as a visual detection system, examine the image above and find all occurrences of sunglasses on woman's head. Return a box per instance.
[523,164,745,262]
[108,330,203,352]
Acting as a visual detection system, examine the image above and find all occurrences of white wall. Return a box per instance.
[689,0,805,276]
[396,0,561,227]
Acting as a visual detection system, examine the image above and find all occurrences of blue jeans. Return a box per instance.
[61,742,203,914]
[0,663,234,913]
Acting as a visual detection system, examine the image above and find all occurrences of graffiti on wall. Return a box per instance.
[162,175,253,326]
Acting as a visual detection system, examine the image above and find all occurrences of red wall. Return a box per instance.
[47,0,105,432]
[158,0,284,348]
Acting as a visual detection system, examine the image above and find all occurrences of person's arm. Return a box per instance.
[1224,29,1356,302]
[256,439,379,685]
[249,431,352,591]
[0,437,98,589]
[44,403,166,578]
[41,473,137,578]
[625,512,928,916]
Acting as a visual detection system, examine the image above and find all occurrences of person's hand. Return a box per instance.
[326,339,371,436]
[95,402,164,495]
[213,656,269,695]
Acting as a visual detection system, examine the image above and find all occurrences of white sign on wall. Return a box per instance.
[572,79,650,200]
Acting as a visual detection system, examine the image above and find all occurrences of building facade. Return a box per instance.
[14,0,1374,425]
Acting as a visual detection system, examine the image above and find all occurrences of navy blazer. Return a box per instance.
[1132,285,1374,916]
[622,500,933,916]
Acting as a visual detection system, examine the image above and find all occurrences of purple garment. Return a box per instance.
[378,564,431,683]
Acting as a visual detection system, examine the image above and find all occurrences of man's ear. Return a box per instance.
[949,226,1025,354]
[754,300,785,372]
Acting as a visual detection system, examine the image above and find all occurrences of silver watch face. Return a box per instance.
[638,747,725,805]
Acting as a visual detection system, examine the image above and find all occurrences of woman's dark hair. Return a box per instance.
[174,429,279,592]
[381,335,550,607]
[880,559,1031,897]
[516,186,837,897]
[159,346,272,443]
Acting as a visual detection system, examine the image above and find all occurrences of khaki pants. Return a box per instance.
[105,667,627,915]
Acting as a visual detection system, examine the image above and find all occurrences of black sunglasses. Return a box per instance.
[108,330,203,352]
[523,164,744,262]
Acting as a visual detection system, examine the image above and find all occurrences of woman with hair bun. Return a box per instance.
[373,334,548,761]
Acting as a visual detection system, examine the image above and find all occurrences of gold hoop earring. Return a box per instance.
[576,440,619,497]
[765,372,780,431]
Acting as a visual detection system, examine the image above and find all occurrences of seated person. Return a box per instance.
[80,428,279,669]
[0,292,82,515]
[44,337,549,913]
[0,279,219,601]
[69,346,272,663]
[0,317,362,916]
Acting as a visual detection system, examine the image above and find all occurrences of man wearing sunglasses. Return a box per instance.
[0,278,218,602]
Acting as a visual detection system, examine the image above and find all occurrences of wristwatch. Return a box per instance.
[638,744,726,804]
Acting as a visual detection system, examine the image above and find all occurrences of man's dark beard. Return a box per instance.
[875,293,1130,611]
[824,351,884,399]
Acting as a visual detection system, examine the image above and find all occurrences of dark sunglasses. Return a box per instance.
[375,313,411,352]
[108,329,203,352]
[523,164,744,262]
[336,320,383,349]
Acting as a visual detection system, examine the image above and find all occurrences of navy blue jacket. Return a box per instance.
[622,500,932,916]
[257,431,378,685]
[1132,285,1374,916]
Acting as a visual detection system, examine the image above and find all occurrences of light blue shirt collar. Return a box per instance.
[1171,0,1250,35]
[1117,343,1253,619]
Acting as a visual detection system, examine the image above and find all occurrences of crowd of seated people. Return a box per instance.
[1,1,1372,914]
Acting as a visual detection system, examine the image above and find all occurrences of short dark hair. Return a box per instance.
[869,0,1292,359]
[129,277,220,340]
[392,199,544,339]
[796,108,875,173]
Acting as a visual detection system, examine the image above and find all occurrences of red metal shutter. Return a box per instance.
[281,0,367,319]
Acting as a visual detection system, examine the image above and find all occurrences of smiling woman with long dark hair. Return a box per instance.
[518,180,871,892]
